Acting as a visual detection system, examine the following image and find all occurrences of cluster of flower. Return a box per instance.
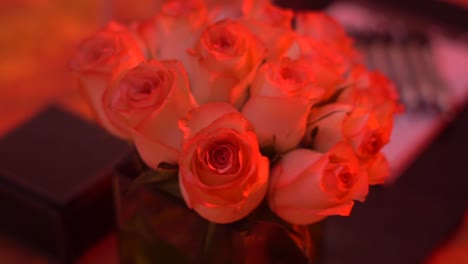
[71,0,401,225]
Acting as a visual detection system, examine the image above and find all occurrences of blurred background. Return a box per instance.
[0,0,467,263]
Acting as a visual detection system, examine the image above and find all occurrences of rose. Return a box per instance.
[268,142,368,225]
[186,19,266,108]
[283,36,349,100]
[178,102,269,223]
[339,64,403,112]
[70,21,146,138]
[242,0,293,28]
[104,60,197,169]
[242,57,324,153]
[305,103,394,184]
[204,0,244,21]
[363,153,390,185]
[294,12,357,62]
[239,0,295,59]
[137,0,208,68]
[286,12,359,98]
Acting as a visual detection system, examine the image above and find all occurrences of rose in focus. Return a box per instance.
[268,143,368,225]
[306,103,395,184]
[178,103,269,223]
[72,0,401,227]
[186,19,266,108]
[242,57,324,153]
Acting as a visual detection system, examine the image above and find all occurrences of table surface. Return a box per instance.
[0,1,467,263]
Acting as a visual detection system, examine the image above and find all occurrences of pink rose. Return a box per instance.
[178,103,269,223]
[137,0,208,67]
[242,57,324,153]
[363,153,390,185]
[268,143,368,225]
[305,103,394,184]
[186,19,266,108]
[70,21,146,138]
[283,36,350,99]
[239,0,295,59]
[105,60,197,168]
[205,0,244,21]
[339,64,404,112]
[242,0,293,28]
[295,12,357,62]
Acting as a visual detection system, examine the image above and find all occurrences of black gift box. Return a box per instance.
[0,106,131,262]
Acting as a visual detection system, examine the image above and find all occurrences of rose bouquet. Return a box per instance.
[71,0,402,263]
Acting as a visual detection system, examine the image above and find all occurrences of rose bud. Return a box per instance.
[268,143,368,225]
[186,19,266,108]
[70,21,146,138]
[178,103,269,223]
[105,60,197,168]
[305,103,394,184]
[242,57,324,153]
[137,0,208,67]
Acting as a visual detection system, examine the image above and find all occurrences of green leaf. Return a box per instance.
[119,208,190,264]
[255,205,301,238]
[129,169,184,203]
[235,201,301,238]
[153,178,185,202]
[201,222,217,263]
[130,169,178,190]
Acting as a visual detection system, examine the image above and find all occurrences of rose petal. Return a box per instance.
[307,103,352,152]
[179,102,239,140]
[268,144,368,225]
[364,153,390,185]
[186,156,268,223]
[79,73,129,139]
[242,96,313,153]
[272,201,354,225]
[134,61,196,152]
[130,128,180,168]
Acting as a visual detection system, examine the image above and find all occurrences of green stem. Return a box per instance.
[201,221,217,263]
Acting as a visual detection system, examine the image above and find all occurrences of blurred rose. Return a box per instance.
[240,0,295,59]
[363,153,390,185]
[178,103,269,223]
[295,11,357,61]
[268,143,368,225]
[242,57,324,153]
[205,0,244,21]
[70,21,146,138]
[305,103,394,183]
[137,0,208,67]
[339,64,404,112]
[284,36,349,99]
[186,19,266,108]
[242,0,293,28]
[105,60,197,168]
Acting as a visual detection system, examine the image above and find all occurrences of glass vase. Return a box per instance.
[113,152,324,264]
